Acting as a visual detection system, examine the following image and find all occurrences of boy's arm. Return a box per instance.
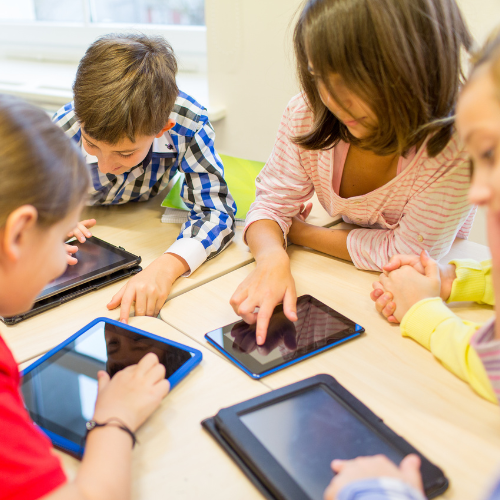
[171,111,236,276]
[401,297,497,403]
[447,259,494,305]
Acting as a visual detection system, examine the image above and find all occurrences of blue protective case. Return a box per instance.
[205,324,363,380]
[21,317,202,457]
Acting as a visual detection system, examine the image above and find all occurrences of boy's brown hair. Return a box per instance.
[0,94,89,228]
[293,0,472,157]
[73,33,178,145]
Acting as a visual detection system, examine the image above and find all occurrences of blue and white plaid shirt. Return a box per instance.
[53,91,236,275]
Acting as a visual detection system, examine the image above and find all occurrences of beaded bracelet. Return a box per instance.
[85,418,138,448]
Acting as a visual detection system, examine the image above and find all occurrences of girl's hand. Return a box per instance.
[378,251,441,322]
[371,254,456,322]
[67,218,97,243]
[93,352,170,432]
[230,251,297,346]
[324,454,423,500]
[296,202,313,222]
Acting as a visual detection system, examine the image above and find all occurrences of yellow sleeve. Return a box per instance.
[447,259,494,305]
[401,297,496,403]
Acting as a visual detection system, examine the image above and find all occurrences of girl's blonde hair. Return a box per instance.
[470,29,500,90]
[293,0,472,157]
[0,95,89,228]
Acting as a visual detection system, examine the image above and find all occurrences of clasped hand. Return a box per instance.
[370,250,455,323]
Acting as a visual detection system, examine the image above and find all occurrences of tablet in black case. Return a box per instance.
[202,374,448,500]
[1,236,142,325]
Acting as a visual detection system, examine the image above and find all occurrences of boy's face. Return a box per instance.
[81,120,175,176]
[457,65,500,213]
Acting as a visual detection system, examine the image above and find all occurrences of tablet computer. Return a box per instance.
[203,374,448,500]
[204,295,364,379]
[21,317,202,458]
[1,236,142,325]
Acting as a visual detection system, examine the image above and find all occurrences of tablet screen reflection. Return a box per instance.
[104,323,192,379]
[21,321,192,445]
[228,298,352,363]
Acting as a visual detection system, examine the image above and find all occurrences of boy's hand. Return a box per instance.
[230,251,297,346]
[67,218,97,243]
[65,244,79,265]
[64,219,97,265]
[371,253,456,323]
[107,253,189,323]
[324,454,423,500]
[376,251,441,322]
[93,352,170,432]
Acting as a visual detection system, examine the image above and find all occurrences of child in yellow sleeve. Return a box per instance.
[371,251,496,402]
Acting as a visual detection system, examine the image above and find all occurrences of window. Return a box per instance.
[0,0,206,72]
[0,0,205,26]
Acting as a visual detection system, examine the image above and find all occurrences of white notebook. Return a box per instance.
[161,207,246,227]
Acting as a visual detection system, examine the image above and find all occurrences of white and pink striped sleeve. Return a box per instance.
[347,140,475,271]
[243,99,315,243]
[471,319,500,403]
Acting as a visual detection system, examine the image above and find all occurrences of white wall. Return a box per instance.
[206,0,500,246]
[206,0,303,162]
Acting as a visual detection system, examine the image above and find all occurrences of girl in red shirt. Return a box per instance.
[0,95,170,500]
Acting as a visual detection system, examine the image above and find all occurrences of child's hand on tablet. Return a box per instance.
[324,454,424,500]
[93,352,170,432]
[67,218,97,243]
[230,253,298,346]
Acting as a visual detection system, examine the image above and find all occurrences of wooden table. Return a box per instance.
[52,316,270,499]
[2,192,337,364]
[159,240,497,500]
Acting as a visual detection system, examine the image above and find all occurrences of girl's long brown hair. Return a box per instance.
[293,0,472,157]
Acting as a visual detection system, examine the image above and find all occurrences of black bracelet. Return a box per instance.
[85,418,138,448]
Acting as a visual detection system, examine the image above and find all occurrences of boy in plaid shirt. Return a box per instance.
[54,33,236,322]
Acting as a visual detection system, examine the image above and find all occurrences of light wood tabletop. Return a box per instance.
[1,192,337,364]
[52,316,270,500]
[159,240,498,500]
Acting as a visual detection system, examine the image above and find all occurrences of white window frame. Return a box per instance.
[0,11,206,72]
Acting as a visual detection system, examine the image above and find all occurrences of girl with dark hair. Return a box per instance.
[231,0,476,345]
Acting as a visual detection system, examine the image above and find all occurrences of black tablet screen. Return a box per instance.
[38,237,138,300]
[21,321,192,447]
[205,295,361,375]
[240,386,404,500]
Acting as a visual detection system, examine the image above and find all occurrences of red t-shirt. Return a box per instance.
[0,335,66,500]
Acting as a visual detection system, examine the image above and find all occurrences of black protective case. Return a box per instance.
[1,238,142,325]
[202,374,449,500]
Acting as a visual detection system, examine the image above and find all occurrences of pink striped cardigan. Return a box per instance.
[244,94,476,271]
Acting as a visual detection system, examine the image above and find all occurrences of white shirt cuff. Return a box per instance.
[165,238,207,277]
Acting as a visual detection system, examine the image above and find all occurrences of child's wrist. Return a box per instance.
[439,264,456,300]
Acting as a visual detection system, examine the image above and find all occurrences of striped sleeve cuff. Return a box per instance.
[470,319,500,403]
[337,478,426,500]
[447,259,488,303]
[400,298,455,350]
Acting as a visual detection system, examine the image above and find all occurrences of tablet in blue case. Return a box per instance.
[205,295,364,379]
[21,317,202,458]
